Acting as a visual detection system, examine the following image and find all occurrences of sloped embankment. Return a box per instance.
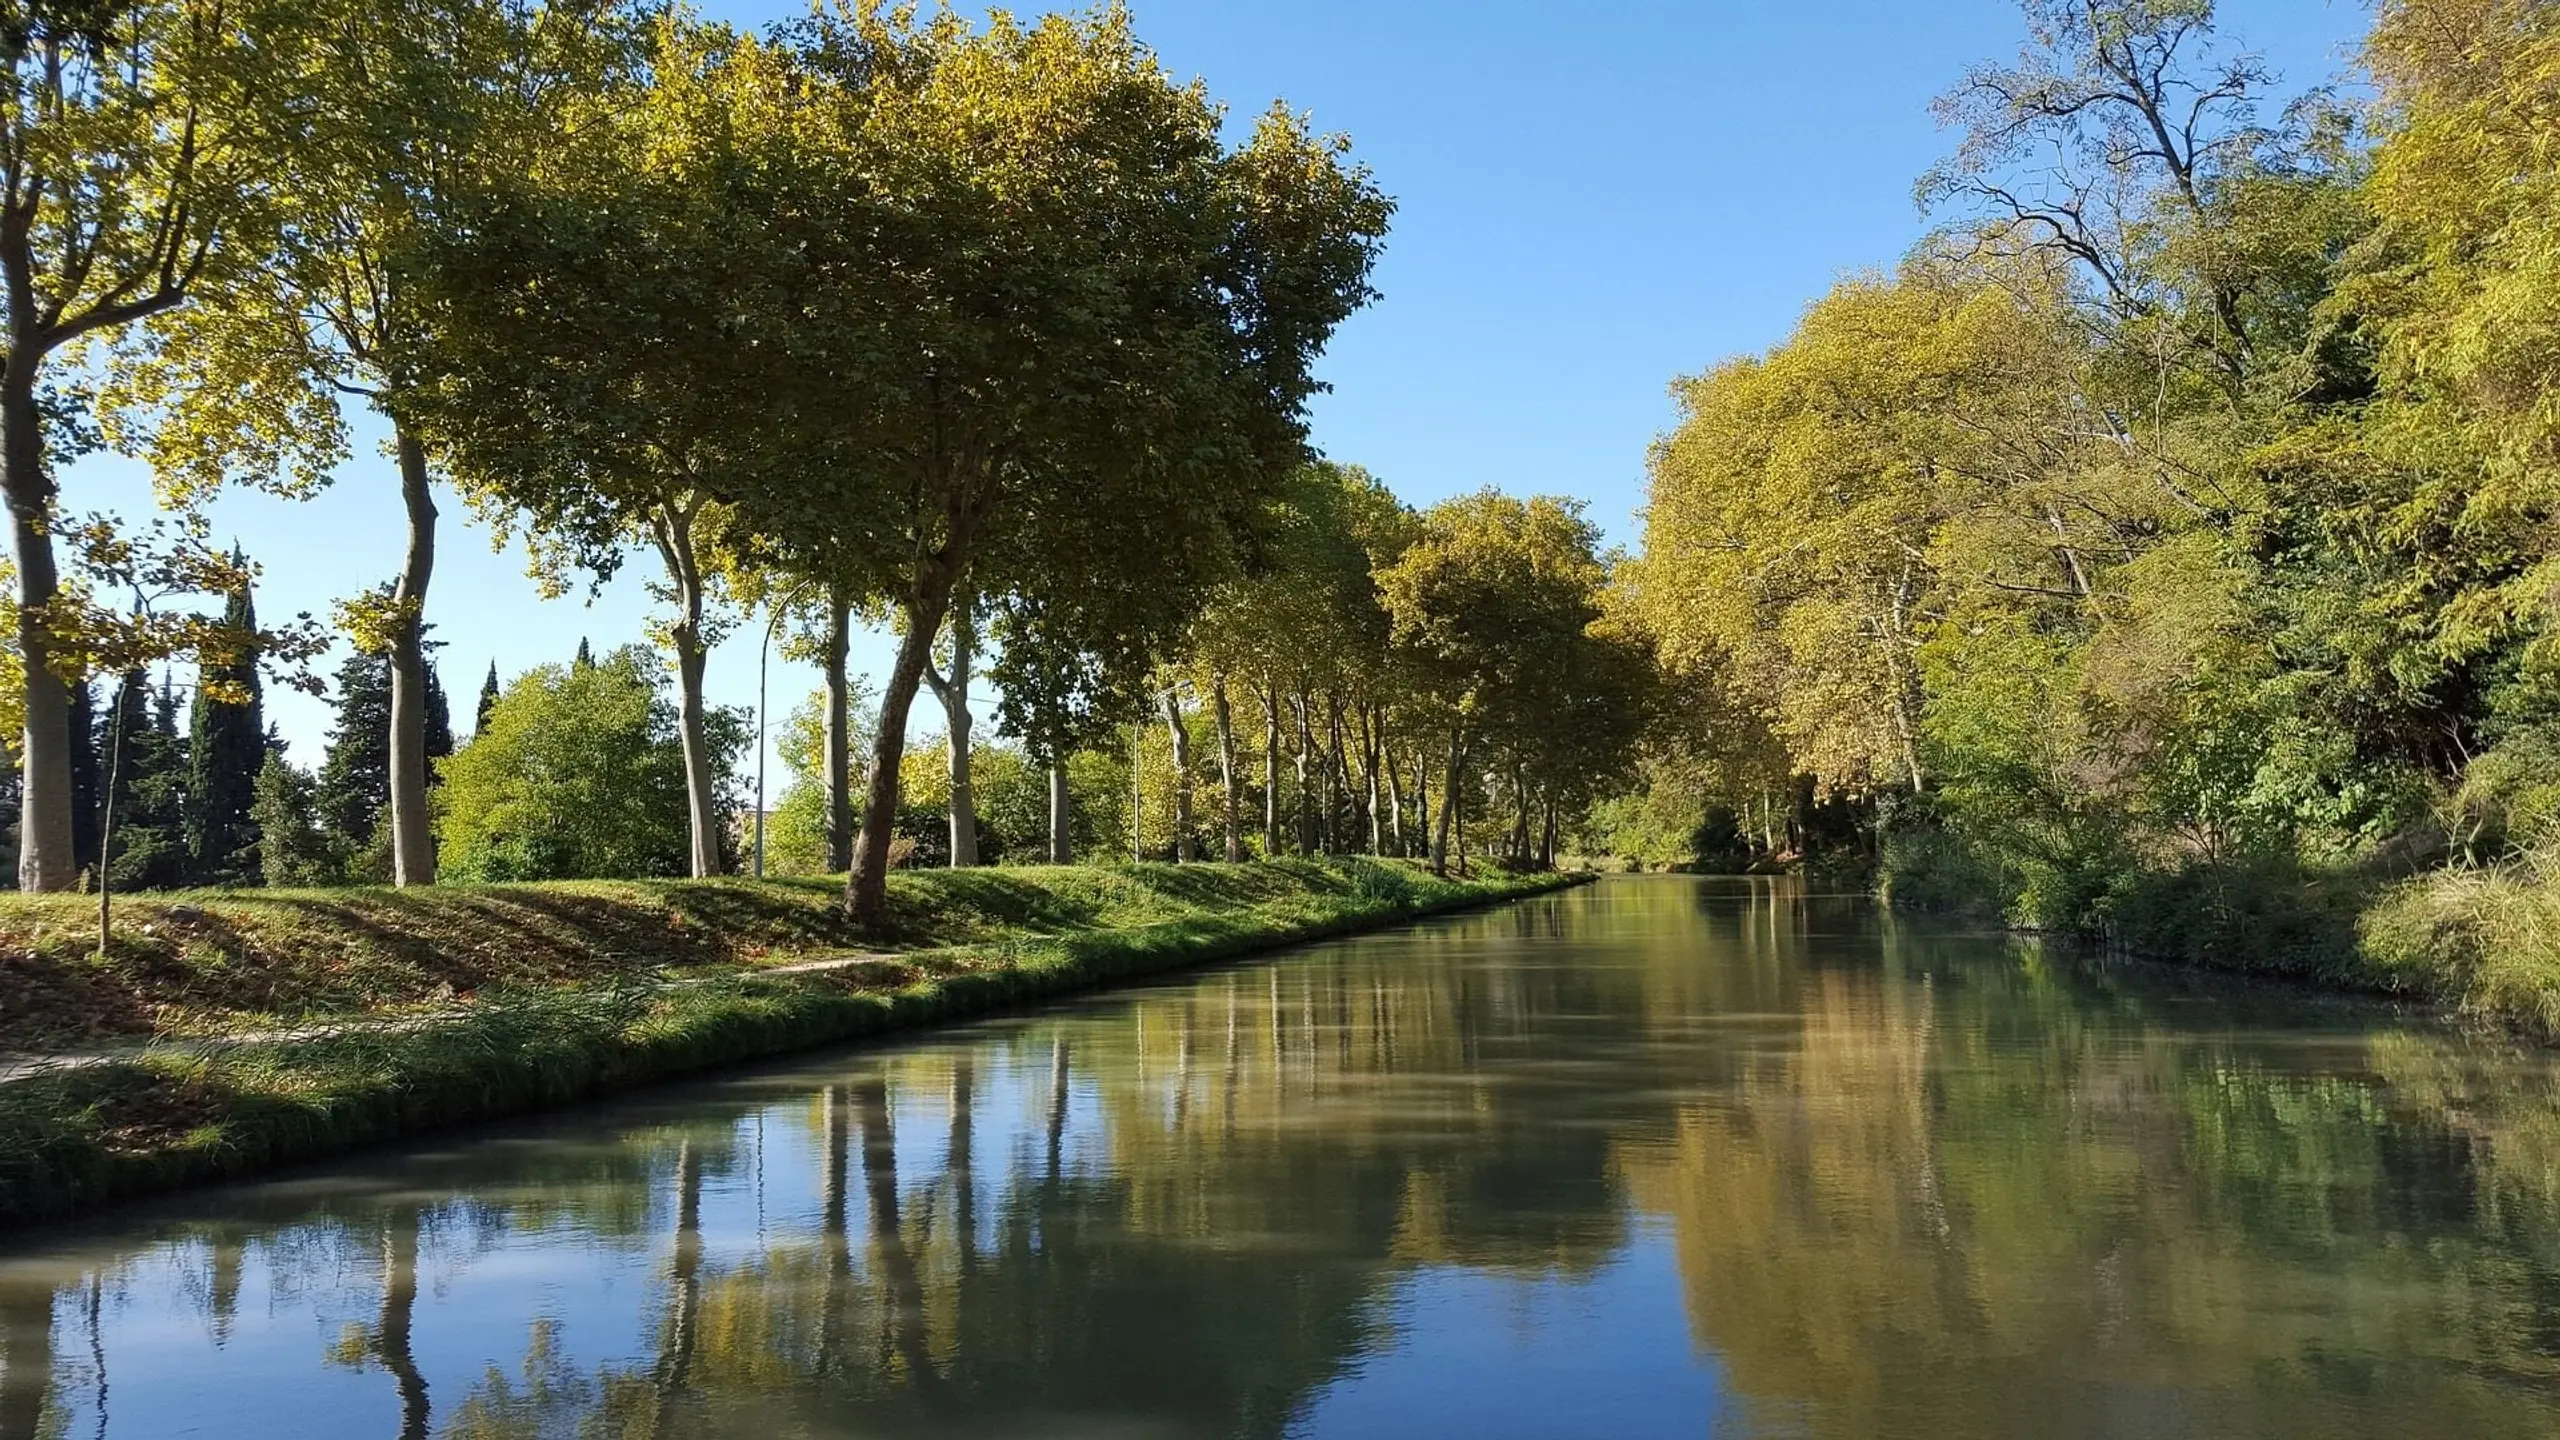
[0,859,1583,1226]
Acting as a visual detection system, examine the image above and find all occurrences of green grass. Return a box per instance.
[2358,856,2560,1038]
[0,859,1584,1226]
[0,858,1484,1049]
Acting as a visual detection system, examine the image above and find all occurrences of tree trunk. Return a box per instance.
[1161,686,1193,863]
[386,424,438,887]
[1323,693,1345,855]
[1261,675,1281,857]
[1453,751,1470,877]
[1430,733,1464,877]
[923,587,980,868]
[1885,568,1928,794]
[5,359,72,891]
[1540,794,1558,870]
[670,618,717,878]
[1360,705,1382,854]
[948,596,978,867]
[652,495,720,878]
[1414,746,1431,861]
[1382,730,1407,857]
[1292,688,1314,855]
[94,678,125,959]
[847,584,954,929]
[823,583,854,872]
[1129,724,1145,862]
[1318,694,1339,853]
[1510,768,1531,863]
[1048,759,1072,864]
[1213,674,1242,863]
[1333,708,1362,854]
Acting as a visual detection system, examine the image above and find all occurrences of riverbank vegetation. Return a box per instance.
[0,857,1497,1050]
[0,859,1576,1224]
[1588,0,2560,1034]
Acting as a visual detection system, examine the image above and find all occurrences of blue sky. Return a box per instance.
[62,0,2372,779]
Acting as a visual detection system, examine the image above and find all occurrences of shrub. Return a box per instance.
[437,646,742,881]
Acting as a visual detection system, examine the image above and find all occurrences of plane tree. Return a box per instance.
[1380,492,1619,874]
[716,8,1389,927]
[102,0,640,887]
[403,19,813,877]
[1182,462,1413,858]
[0,0,328,889]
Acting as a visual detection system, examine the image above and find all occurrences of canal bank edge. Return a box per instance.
[1880,846,2560,1045]
[0,864,1591,1230]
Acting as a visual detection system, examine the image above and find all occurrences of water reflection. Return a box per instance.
[4,879,2560,1437]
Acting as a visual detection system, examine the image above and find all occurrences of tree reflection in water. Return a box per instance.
[0,1273,51,1440]
[3,880,2560,1438]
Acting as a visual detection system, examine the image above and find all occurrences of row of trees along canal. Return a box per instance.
[0,0,1635,929]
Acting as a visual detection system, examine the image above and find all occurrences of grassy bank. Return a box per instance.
[1884,824,2560,1041]
[0,859,1583,1227]
[2359,860,2560,1037]
[0,861,1492,1049]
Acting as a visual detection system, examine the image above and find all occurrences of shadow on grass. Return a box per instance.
[874,868,1112,943]
[0,862,1462,1047]
[0,865,1586,1224]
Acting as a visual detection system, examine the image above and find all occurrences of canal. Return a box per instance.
[3,876,2559,1438]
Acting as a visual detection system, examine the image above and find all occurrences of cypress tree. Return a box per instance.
[574,636,593,669]
[103,669,190,892]
[425,661,454,767]
[249,738,332,888]
[185,567,267,885]
[315,650,392,862]
[475,662,499,736]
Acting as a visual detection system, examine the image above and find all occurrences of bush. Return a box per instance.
[436,646,742,881]
[2448,726,2560,864]
[2097,854,2364,979]
[1878,821,2010,917]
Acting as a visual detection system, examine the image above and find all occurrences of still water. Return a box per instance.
[6,877,2560,1439]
